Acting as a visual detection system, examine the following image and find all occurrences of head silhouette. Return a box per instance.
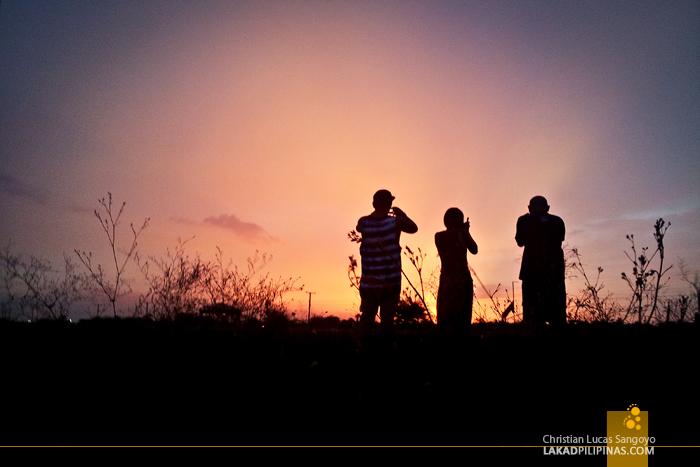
[528,196,550,214]
[372,189,394,212]
[444,207,464,228]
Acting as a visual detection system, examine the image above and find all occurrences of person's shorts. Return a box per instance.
[359,285,401,311]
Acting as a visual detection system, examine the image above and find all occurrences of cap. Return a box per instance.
[373,189,395,204]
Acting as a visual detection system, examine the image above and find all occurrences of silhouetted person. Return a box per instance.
[435,208,478,335]
[356,189,418,343]
[515,196,566,325]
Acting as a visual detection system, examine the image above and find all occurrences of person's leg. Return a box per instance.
[379,301,397,341]
[521,279,534,323]
[463,276,474,337]
[359,288,380,342]
[378,287,400,341]
[544,275,568,325]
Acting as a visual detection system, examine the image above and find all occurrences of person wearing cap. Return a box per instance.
[356,189,418,342]
[435,207,478,334]
[515,196,567,325]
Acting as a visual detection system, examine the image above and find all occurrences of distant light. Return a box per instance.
[28,320,31,323]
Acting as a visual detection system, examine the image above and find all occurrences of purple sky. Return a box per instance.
[1,0,699,319]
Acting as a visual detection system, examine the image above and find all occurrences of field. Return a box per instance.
[2,317,696,449]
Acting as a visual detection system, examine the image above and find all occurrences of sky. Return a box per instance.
[1,0,699,320]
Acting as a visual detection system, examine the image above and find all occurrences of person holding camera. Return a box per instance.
[435,207,478,333]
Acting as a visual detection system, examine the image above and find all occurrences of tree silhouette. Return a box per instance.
[75,193,149,317]
[621,218,671,323]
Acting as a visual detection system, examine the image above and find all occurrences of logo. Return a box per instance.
[541,404,655,462]
[606,404,653,466]
[623,404,642,431]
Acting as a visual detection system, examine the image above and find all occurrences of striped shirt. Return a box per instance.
[357,215,402,291]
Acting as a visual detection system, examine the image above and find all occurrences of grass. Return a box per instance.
[1,317,696,447]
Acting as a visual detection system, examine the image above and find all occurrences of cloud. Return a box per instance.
[200,214,278,242]
[0,173,48,205]
[0,173,95,215]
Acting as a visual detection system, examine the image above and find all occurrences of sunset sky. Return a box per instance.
[1,0,699,320]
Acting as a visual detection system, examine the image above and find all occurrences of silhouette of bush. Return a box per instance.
[263,308,290,331]
[660,296,690,324]
[621,219,672,323]
[308,316,327,329]
[75,193,149,317]
[135,240,302,323]
[1,245,88,321]
[471,276,517,323]
[199,248,302,322]
[679,259,700,321]
[396,290,431,328]
[308,314,342,330]
[324,315,341,328]
[568,247,624,323]
[199,303,242,322]
[338,318,356,330]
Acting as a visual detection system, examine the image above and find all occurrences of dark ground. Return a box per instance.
[1,317,697,454]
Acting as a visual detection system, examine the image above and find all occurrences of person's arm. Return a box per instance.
[515,215,526,247]
[356,216,365,233]
[558,217,566,243]
[391,207,418,234]
[462,219,478,255]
